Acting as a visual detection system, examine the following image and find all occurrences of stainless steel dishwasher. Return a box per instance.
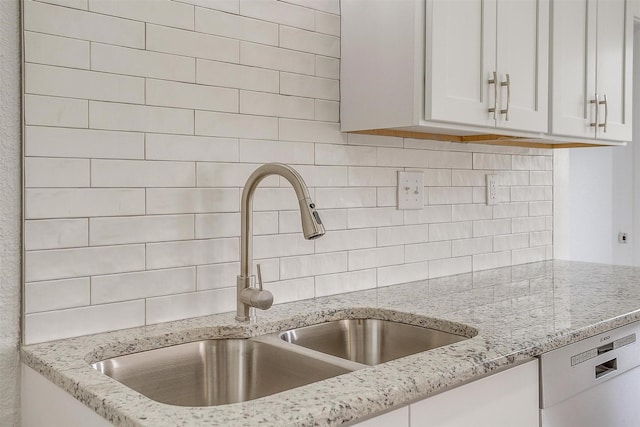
[540,321,640,427]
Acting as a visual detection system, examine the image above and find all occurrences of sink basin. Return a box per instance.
[92,339,350,406]
[279,319,469,365]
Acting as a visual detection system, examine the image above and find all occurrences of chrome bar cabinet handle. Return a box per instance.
[500,73,510,121]
[488,71,497,119]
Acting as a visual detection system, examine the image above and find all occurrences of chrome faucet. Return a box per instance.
[236,163,325,322]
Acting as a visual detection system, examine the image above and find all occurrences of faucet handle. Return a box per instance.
[256,263,264,290]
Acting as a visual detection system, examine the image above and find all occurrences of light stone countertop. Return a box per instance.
[21,260,640,426]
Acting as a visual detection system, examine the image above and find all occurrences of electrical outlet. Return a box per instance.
[486,174,498,205]
[397,171,424,210]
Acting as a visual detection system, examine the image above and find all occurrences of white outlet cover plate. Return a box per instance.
[398,171,424,210]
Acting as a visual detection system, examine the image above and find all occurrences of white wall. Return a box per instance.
[0,0,22,424]
[22,0,554,344]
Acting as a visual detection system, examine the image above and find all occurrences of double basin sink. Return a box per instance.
[92,318,474,407]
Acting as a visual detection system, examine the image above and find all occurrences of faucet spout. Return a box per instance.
[236,163,325,322]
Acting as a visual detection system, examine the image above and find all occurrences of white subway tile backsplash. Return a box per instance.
[315,228,376,253]
[473,250,511,271]
[146,134,238,162]
[196,111,278,139]
[91,267,196,304]
[315,269,376,296]
[196,262,240,290]
[280,72,339,101]
[240,42,314,75]
[348,167,397,187]
[239,139,314,164]
[315,100,340,122]
[195,211,277,238]
[25,95,87,128]
[512,155,547,171]
[494,202,529,219]
[348,207,403,229]
[25,126,145,159]
[91,160,195,188]
[315,188,376,209]
[91,44,196,82]
[280,26,340,58]
[24,31,89,69]
[316,144,376,166]
[378,224,430,246]
[252,187,302,211]
[279,208,346,233]
[348,246,404,270]
[197,59,279,92]
[25,219,88,250]
[451,237,492,257]
[494,233,529,252]
[25,158,90,188]
[428,256,472,279]
[240,91,314,119]
[451,170,489,187]
[146,288,235,324]
[315,10,340,36]
[530,171,553,186]
[428,151,472,169]
[268,277,315,304]
[89,0,194,29]
[179,0,238,14]
[25,245,145,282]
[280,119,345,144]
[280,252,347,280]
[429,222,472,242]
[428,187,473,205]
[25,278,90,313]
[147,24,239,62]
[240,0,314,30]
[404,206,452,224]
[26,189,145,219]
[90,101,194,135]
[451,204,493,222]
[253,233,314,258]
[377,147,428,168]
[512,246,546,265]
[473,153,512,170]
[376,188,396,207]
[26,64,144,103]
[147,238,239,269]
[196,162,278,187]
[512,216,547,233]
[90,215,194,246]
[146,188,239,214]
[280,0,339,14]
[315,55,340,79]
[422,169,452,187]
[24,0,145,48]
[196,8,277,45]
[529,201,553,216]
[38,0,87,10]
[511,186,548,202]
[405,241,451,263]
[530,230,553,247]
[347,133,403,148]
[378,262,428,287]
[473,219,511,237]
[281,165,347,187]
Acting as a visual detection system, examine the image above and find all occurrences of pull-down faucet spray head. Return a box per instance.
[299,198,325,240]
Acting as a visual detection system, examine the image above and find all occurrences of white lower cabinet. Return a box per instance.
[354,359,539,427]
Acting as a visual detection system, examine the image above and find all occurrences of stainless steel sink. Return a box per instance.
[279,319,470,365]
[92,339,350,406]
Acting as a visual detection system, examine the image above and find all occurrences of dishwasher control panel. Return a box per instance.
[570,333,636,366]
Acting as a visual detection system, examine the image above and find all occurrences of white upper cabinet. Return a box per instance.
[550,0,632,142]
[429,0,549,133]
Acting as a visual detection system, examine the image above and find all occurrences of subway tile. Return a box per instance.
[315,100,340,122]
[240,0,314,30]
[196,262,240,290]
[240,91,314,120]
[378,262,428,287]
[512,155,547,171]
[428,187,473,205]
[529,201,553,216]
[451,204,493,222]
[498,171,530,186]
[512,216,547,233]
[196,162,278,187]
[348,167,398,187]
[473,219,511,237]
[24,31,89,69]
[91,160,195,187]
[251,187,303,211]
[315,56,340,79]
[240,42,314,75]
[472,187,487,204]
[25,95,87,128]
[25,126,144,159]
[511,186,548,202]
[403,206,452,224]
[24,300,145,344]
[428,151,472,169]
[38,0,87,9]
[378,224,430,246]
[348,207,404,229]
[253,233,314,258]
[197,59,278,92]
[530,230,553,247]
[315,188,376,209]
[195,211,277,238]
[90,101,194,135]
[146,238,239,269]
[92,44,195,82]
[25,219,88,250]
[376,188,396,207]
[91,267,196,304]
[315,228,376,253]
[146,288,235,324]
[279,208,346,233]
[25,244,145,282]
[530,171,553,186]
[473,153,512,170]
[451,170,490,187]
[429,257,472,279]
[25,189,145,219]
[25,158,90,188]
[493,202,529,219]
[494,233,529,252]
[239,139,314,164]
[315,269,376,297]
[25,278,90,313]
[178,0,238,14]
[512,246,547,265]
[280,26,340,57]
[315,144,376,166]
[280,165,348,187]
[429,222,472,242]
[405,241,451,263]
[89,215,194,245]
[451,237,492,257]
[146,134,238,162]
[269,277,315,304]
[348,246,404,271]
[146,188,239,214]
[377,147,429,168]
[546,216,553,230]
[280,72,339,101]
[280,119,345,144]
[89,0,195,30]
[315,10,340,36]
[280,252,347,280]
[279,0,339,14]
[196,111,278,139]
[25,64,144,103]
[147,24,238,62]
[472,250,512,271]
[347,133,403,148]
[24,0,144,48]
[196,8,277,45]
[422,169,452,186]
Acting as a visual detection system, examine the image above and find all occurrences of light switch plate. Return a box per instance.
[486,174,498,205]
[397,171,424,210]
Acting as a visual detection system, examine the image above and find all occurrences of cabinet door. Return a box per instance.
[495,0,549,132]
[352,406,409,427]
[427,0,497,128]
[595,0,633,142]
